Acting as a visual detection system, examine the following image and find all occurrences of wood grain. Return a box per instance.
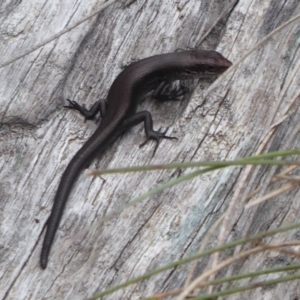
[0,0,300,299]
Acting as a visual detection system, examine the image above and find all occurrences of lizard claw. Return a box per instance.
[139,128,177,156]
[64,99,100,122]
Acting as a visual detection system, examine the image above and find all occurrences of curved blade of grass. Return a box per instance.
[89,221,300,299]
[190,272,300,300]
[144,264,300,299]
[88,149,300,176]
[200,263,300,287]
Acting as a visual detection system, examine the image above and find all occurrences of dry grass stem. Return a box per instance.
[176,241,300,300]
[245,183,297,209]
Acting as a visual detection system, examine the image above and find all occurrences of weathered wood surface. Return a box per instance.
[1,0,300,299]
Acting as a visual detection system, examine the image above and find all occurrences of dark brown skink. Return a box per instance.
[40,50,232,268]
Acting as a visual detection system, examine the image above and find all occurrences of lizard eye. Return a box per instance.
[206,65,218,73]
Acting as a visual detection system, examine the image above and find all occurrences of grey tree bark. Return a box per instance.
[1,0,300,299]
